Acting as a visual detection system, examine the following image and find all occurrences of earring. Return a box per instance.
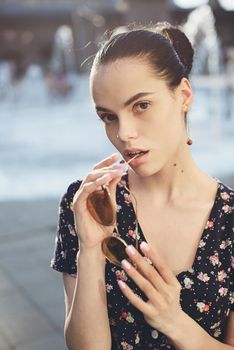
[187,137,193,145]
[117,134,119,139]
[185,107,192,145]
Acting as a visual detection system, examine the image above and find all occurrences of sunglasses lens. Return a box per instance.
[102,237,128,266]
[87,188,116,226]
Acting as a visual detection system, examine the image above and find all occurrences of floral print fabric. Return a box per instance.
[51,173,234,349]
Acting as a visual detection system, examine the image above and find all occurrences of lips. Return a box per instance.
[124,148,149,161]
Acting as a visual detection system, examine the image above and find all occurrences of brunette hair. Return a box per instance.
[92,22,194,89]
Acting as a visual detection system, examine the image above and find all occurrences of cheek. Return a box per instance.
[105,125,118,146]
[144,104,183,147]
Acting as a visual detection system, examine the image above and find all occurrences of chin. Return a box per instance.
[130,165,161,178]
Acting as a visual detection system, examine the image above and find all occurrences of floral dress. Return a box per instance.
[51,173,234,349]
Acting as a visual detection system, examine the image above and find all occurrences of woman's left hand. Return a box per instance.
[117,242,184,336]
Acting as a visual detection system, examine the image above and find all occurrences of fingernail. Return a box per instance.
[117,280,126,289]
[113,169,125,176]
[121,259,131,270]
[126,245,136,256]
[115,163,127,169]
[140,241,150,251]
[111,152,120,159]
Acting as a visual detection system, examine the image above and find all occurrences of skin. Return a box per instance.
[64,154,124,350]
[91,58,188,167]
[87,57,234,348]
[90,58,223,278]
[90,57,215,202]
[63,57,233,349]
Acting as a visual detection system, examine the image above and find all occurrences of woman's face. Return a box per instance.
[90,58,191,177]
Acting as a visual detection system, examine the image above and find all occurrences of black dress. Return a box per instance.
[51,173,234,350]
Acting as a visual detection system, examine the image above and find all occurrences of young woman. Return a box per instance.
[51,22,234,349]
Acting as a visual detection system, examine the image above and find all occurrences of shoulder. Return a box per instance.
[217,180,234,199]
[217,180,234,213]
[218,180,234,200]
[59,180,82,209]
[215,180,234,239]
[64,179,82,199]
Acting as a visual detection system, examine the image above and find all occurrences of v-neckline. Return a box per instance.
[123,171,221,278]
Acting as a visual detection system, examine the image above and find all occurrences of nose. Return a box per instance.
[117,118,138,142]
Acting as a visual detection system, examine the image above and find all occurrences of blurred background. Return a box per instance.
[0,0,234,349]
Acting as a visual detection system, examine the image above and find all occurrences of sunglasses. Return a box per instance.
[87,156,139,266]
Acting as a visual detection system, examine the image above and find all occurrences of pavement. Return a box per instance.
[0,198,67,350]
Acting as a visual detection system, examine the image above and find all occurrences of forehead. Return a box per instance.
[90,58,168,106]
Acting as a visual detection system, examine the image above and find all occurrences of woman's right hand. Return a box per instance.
[71,153,126,250]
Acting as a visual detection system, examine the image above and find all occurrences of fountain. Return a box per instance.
[46,25,77,98]
[183,3,222,75]
[0,24,80,105]
[49,25,76,77]
[182,1,234,174]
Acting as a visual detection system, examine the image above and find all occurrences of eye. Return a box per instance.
[133,101,150,113]
[98,114,117,124]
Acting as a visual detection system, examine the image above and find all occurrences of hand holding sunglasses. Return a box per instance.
[71,153,126,250]
[86,154,140,266]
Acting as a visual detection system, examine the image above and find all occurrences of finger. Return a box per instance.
[93,153,120,170]
[73,173,113,208]
[120,258,164,304]
[140,242,180,287]
[123,246,168,295]
[108,172,124,195]
[117,279,153,315]
[83,166,125,185]
[82,170,124,198]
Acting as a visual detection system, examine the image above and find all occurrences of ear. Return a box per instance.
[178,77,193,113]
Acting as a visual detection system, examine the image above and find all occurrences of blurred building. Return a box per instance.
[170,0,234,59]
[0,1,74,77]
[0,0,233,74]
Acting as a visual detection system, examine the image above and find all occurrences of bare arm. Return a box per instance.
[63,245,111,350]
[168,310,234,350]
[224,311,234,346]
[61,154,125,349]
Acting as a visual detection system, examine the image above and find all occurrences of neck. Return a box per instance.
[128,145,215,204]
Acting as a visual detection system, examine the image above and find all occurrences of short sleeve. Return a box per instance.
[230,254,234,311]
[50,180,82,275]
[229,206,234,311]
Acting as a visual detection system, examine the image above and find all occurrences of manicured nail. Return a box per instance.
[117,280,126,289]
[121,259,131,270]
[140,241,150,251]
[111,152,120,159]
[126,245,136,256]
[114,162,127,170]
[103,173,111,178]
[113,170,125,177]
[114,164,126,171]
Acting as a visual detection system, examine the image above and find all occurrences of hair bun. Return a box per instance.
[154,22,194,77]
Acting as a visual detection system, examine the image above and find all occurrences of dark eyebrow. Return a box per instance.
[96,106,113,113]
[123,92,156,107]
[95,91,156,113]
